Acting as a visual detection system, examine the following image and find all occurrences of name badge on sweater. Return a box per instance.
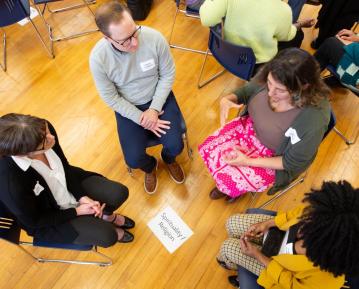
[140,59,155,72]
[33,181,45,196]
[285,127,301,145]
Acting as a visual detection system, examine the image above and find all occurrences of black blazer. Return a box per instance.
[0,122,98,243]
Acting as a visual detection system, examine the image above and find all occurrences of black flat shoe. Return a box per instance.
[310,39,320,49]
[118,230,134,243]
[120,216,135,229]
[228,275,239,288]
[110,214,135,229]
[216,258,231,270]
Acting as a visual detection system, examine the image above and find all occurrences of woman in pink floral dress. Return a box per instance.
[199,48,331,200]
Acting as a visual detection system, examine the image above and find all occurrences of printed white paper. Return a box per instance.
[148,206,193,253]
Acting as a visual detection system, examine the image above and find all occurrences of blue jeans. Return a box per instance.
[115,92,184,173]
[238,266,264,289]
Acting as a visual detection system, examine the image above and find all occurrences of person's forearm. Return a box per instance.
[264,218,277,229]
[223,93,238,103]
[255,252,272,267]
[245,156,284,170]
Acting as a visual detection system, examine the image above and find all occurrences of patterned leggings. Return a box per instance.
[218,213,274,276]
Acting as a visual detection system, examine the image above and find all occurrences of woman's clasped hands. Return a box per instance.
[76,196,106,217]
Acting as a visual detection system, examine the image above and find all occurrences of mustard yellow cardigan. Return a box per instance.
[257,206,345,289]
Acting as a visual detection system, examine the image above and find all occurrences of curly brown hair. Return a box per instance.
[255,48,330,108]
[298,181,359,277]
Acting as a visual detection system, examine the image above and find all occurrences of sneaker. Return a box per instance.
[163,159,185,184]
[144,159,158,194]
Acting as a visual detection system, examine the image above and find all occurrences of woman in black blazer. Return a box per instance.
[0,113,134,247]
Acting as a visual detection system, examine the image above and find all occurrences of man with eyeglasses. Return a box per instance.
[89,1,185,194]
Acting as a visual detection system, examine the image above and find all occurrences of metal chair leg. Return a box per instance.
[256,174,306,209]
[198,49,226,88]
[183,132,193,160]
[33,0,98,43]
[20,242,112,266]
[333,126,357,145]
[46,0,96,13]
[246,192,257,209]
[169,2,207,54]
[28,18,54,58]
[127,166,134,177]
[0,29,6,71]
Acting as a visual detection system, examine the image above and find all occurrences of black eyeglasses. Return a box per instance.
[110,26,141,47]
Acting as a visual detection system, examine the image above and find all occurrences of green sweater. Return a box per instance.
[234,82,331,190]
[199,0,297,63]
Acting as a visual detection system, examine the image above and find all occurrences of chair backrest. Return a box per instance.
[208,25,256,81]
[0,201,21,244]
[0,0,30,27]
[326,64,359,97]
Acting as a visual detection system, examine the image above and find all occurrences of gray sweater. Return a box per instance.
[89,26,175,124]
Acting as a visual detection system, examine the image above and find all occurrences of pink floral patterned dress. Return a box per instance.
[198,116,275,198]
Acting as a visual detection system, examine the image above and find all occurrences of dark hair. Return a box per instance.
[255,48,330,107]
[0,113,46,157]
[95,1,130,37]
[298,181,359,277]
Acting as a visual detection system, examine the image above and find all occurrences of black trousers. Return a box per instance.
[277,29,304,52]
[69,176,129,248]
[314,37,345,70]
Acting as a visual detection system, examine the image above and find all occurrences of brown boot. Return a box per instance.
[209,187,226,199]
[144,160,158,194]
[164,161,185,184]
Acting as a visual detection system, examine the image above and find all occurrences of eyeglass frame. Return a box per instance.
[108,26,142,47]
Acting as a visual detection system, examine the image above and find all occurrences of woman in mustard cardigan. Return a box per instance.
[217,181,359,288]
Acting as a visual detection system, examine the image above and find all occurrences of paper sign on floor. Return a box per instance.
[148,206,193,254]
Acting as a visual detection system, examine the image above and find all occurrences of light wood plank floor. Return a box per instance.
[0,1,358,288]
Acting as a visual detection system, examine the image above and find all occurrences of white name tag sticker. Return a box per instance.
[148,206,193,254]
[33,181,45,196]
[285,127,301,145]
[140,58,156,72]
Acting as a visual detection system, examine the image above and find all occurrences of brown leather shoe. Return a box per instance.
[164,161,185,184]
[209,187,226,199]
[144,160,158,194]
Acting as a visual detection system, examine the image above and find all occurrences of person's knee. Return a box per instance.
[226,214,244,236]
[164,134,184,156]
[111,182,129,205]
[321,36,340,48]
[220,238,241,259]
[99,226,118,248]
[124,151,146,169]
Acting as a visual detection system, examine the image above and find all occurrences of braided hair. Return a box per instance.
[299,180,359,277]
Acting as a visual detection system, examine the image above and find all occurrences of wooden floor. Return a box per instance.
[0,1,358,288]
